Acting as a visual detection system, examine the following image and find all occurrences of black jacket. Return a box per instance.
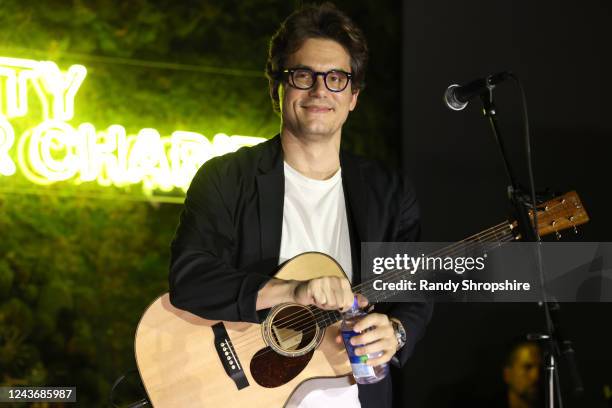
[169,135,432,407]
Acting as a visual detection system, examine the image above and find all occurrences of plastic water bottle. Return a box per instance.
[340,297,389,384]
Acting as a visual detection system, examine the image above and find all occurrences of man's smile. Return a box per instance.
[301,104,334,113]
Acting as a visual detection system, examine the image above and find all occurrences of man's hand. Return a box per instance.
[256,277,367,311]
[293,276,369,312]
[335,313,400,366]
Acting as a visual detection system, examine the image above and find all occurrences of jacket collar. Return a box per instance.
[256,135,284,261]
[340,149,368,283]
[340,148,368,240]
[257,134,283,175]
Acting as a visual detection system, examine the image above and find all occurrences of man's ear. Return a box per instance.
[270,81,282,113]
[349,89,360,111]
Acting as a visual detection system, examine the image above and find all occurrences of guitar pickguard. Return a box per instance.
[250,346,314,388]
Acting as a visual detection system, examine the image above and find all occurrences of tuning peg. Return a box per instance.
[555,231,562,240]
[568,216,578,234]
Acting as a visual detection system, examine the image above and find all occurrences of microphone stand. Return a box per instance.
[478,86,582,408]
[479,87,536,242]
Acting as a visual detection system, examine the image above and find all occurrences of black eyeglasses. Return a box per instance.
[282,68,352,92]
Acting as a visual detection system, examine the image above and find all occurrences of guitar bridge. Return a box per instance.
[212,322,249,390]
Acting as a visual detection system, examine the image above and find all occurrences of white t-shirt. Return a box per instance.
[279,161,360,408]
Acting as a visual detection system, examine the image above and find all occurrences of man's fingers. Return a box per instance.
[352,337,396,366]
[353,339,386,356]
[327,278,342,309]
[340,280,354,311]
[333,285,351,311]
[352,324,394,346]
[365,350,394,367]
[302,276,355,310]
[309,276,351,310]
[351,330,381,346]
[353,313,388,333]
[356,293,369,308]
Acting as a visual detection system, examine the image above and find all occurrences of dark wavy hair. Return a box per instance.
[265,3,369,113]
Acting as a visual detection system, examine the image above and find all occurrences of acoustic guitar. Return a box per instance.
[135,191,588,407]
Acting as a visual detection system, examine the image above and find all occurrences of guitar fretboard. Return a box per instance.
[314,220,515,328]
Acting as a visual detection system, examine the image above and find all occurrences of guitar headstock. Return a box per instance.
[531,191,589,238]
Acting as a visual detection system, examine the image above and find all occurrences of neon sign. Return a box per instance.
[0,56,266,196]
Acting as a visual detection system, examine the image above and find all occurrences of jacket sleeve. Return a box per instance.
[388,175,434,367]
[168,160,275,323]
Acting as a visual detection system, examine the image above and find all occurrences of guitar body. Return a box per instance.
[135,252,353,407]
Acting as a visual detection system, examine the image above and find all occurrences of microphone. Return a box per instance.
[444,71,512,111]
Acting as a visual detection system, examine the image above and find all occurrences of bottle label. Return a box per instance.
[351,362,375,378]
[342,330,376,378]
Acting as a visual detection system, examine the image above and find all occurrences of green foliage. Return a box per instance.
[0,191,178,404]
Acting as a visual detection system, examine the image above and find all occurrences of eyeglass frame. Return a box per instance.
[280,68,353,93]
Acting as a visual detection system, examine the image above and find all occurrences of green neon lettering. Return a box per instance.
[78,123,129,186]
[126,128,173,193]
[0,116,16,175]
[35,61,86,120]
[1,55,268,195]
[18,120,80,183]
[0,57,38,118]
[170,131,213,191]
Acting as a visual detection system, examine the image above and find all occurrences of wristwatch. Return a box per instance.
[390,318,407,350]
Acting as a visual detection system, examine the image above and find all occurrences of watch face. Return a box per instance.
[392,319,406,347]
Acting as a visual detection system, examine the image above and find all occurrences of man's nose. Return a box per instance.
[308,74,327,96]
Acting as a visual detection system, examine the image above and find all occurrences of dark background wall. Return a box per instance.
[400,0,611,406]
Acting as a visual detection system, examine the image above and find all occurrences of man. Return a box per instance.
[169,3,432,407]
[503,341,542,408]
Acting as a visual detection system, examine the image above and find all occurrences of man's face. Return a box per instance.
[504,344,542,403]
[279,37,359,141]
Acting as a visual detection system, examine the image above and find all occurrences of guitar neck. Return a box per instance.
[357,220,516,304]
[315,220,515,328]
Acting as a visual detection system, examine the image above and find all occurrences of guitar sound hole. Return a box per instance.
[270,305,317,353]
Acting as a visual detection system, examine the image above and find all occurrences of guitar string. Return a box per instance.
[230,222,514,350]
[230,207,571,351]
[285,232,516,334]
[231,221,508,344]
[246,196,580,334]
[233,219,581,362]
[235,233,517,360]
[230,198,579,351]
[334,197,580,316]
[256,197,580,331]
[263,196,581,328]
[231,199,578,352]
